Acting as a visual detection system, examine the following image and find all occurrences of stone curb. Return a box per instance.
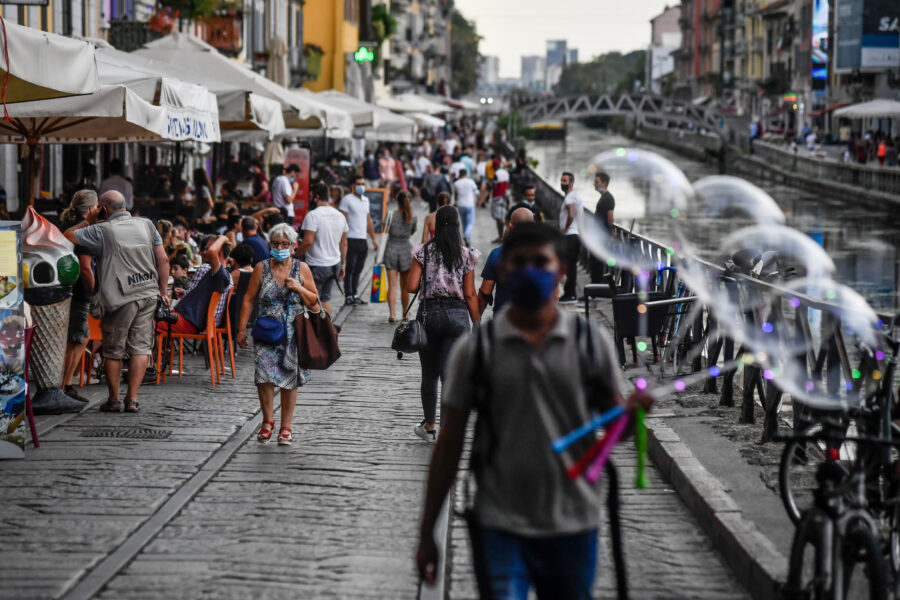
[646,418,787,600]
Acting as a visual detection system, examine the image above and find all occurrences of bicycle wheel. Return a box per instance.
[779,425,855,524]
[841,522,887,600]
[784,511,828,600]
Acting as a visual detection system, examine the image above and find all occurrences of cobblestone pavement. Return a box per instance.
[1,201,749,599]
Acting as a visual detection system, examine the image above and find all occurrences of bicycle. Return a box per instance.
[780,428,897,600]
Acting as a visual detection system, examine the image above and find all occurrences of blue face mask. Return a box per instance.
[270,248,291,262]
[355,185,366,196]
[505,267,557,310]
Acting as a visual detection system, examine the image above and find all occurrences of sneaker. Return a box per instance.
[345,295,357,305]
[414,421,437,443]
[559,296,578,304]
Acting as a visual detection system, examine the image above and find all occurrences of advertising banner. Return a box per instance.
[0,223,25,459]
[860,0,900,68]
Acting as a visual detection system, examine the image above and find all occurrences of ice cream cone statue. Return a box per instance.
[22,207,83,414]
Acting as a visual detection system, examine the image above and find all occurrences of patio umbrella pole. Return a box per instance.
[26,140,37,206]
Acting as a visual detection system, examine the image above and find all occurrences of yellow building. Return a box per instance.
[302,0,362,92]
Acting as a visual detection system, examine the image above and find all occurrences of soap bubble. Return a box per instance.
[771,279,883,410]
[579,148,691,273]
[678,225,837,360]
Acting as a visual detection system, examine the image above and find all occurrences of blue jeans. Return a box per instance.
[458,205,474,241]
[475,526,598,600]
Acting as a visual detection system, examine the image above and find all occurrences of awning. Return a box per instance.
[377,93,448,115]
[761,105,789,120]
[134,33,327,132]
[833,99,900,119]
[279,88,355,139]
[0,48,220,144]
[0,19,99,104]
[809,103,849,118]
[367,107,417,143]
[408,112,446,129]
[312,90,376,127]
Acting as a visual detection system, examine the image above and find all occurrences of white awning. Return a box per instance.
[833,99,900,119]
[134,33,326,131]
[312,89,376,128]
[376,93,449,115]
[0,19,99,103]
[368,107,417,143]
[407,112,446,129]
[279,88,355,139]
[0,48,219,144]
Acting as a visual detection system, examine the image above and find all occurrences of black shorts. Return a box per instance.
[310,264,341,302]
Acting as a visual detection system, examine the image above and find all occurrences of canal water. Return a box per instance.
[527,121,900,312]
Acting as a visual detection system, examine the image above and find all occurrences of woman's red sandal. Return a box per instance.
[257,421,275,444]
[277,427,293,446]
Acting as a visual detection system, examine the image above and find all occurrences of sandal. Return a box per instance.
[99,399,122,412]
[257,420,275,444]
[277,427,293,446]
[124,398,140,413]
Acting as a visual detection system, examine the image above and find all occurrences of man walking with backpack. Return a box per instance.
[415,223,651,599]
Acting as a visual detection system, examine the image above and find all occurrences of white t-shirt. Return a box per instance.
[476,161,487,181]
[559,191,584,236]
[338,193,371,240]
[453,177,478,208]
[99,175,134,211]
[444,138,458,156]
[449,161,466,179]
[415,156,430,177]
[271,175,295,217]
[302,206,349,267]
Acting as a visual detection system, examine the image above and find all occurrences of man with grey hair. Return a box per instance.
[63,190,169,413]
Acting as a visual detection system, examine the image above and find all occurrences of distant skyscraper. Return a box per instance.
[568,49,578,65]
[521,55,545,90]
[546,40,567,67]
[480,55,500,89]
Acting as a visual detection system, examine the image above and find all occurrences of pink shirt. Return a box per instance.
[412,243,480,299]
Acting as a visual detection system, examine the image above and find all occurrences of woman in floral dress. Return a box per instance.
[237,224,318,446]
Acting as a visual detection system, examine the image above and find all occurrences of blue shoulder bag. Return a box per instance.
[251,260,297,345]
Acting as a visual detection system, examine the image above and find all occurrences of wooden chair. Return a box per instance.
[215,288,236,379]
[156,291,222,387]
[79,315,103,387]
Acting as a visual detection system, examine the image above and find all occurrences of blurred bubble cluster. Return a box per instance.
[579,147,889,411]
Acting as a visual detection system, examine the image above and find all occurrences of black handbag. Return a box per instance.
[391,242,429,358]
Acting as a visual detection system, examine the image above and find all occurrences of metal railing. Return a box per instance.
[502,141,894,442]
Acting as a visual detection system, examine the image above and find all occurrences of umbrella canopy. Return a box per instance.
[376,93,448,115]
[367,107,417,143]
[833,99,900,119]
[135,33,329,132]
[312,90,376,128]
[407,112,446,129]
[0,19,99,104]
[99,44,285,141]
[280,88,355,140]
[0,48,219,144]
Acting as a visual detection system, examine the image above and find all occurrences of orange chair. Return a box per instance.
[156,291,222,387]
[215,288,236,379]
[79,315,103,387]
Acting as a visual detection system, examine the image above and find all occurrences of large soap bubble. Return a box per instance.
[579,148,692,273]
[678,224,837,361]
[771,279,884,410]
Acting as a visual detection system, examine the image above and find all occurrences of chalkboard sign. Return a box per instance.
[365,188,389,234]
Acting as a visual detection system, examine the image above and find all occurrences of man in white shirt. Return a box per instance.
[449,157,466,180]
[444,134,458,157]
[98,159,134,212]
[453,170,479,244]
[338,175,379,305]
[558,171,583,304]
[415,151,431,180]
[490,162,510,243]
[271,164,299,222]
[298,182,348,315]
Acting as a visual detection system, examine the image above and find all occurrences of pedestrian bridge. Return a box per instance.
[516,93,726,135]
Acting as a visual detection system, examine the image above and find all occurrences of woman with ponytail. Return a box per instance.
[406,205,480,442]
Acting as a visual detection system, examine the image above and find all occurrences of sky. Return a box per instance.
[453,0,675,78]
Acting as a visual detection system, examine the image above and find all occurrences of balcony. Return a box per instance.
[108,19,162,53]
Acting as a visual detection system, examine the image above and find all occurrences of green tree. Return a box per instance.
[556,50,646,95]
[450,9,482,96]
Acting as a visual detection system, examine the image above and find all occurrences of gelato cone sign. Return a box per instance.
[22,206,79,291]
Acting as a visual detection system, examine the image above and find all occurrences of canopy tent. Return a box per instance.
[279,88,355,140]
[0,19,99,104]
[376,93,449,115]
[90,43,285,141]
[311,90,376,128]
[368,107,417,143]
[134,33,340,134]
[833,100,900,119]
[0,48,219,203]
[407,112,446,129]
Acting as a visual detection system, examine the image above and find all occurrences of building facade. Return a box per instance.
[388,0,453,95]
[521,55,546,91]
[648,5,683,95]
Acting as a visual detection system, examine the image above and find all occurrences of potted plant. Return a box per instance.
[304,43,324,79]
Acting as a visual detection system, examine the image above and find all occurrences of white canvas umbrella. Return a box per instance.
[367,107,417,143]
[278,88,355,140]
[376,93,449,115]
[313,90,376,128]
[407,112,446,129]
[833,99,900,119]
[0,18,99,104]
[134,33,330,132]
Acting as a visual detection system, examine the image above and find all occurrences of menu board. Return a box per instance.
[0,223,24,459]
[365,188,389,234]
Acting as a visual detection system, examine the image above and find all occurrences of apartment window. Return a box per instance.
[344,0,358,24]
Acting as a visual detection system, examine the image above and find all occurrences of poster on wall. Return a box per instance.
[861,0,900,68]
[0,224,25,459]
